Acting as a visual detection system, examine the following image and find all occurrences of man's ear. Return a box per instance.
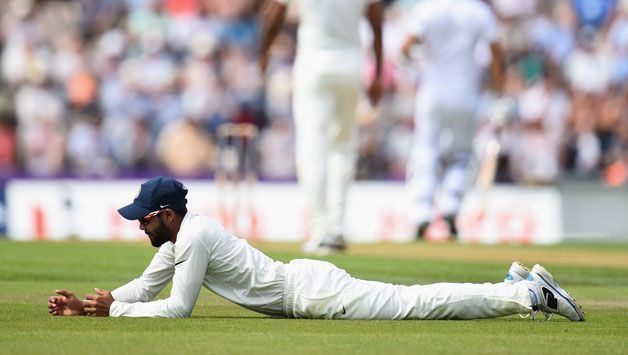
[164,209,175,222]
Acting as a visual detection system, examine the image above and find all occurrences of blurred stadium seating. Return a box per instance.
[0,0,626,241]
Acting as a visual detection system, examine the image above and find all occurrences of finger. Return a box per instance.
[83,300,95,307]
[56,290,74,298]
[49,296,63,302]
[95,288,105,295]
[85,294,96,300]
[50,296,64,304]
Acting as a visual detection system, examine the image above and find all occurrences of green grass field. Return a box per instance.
[1,240,627,354]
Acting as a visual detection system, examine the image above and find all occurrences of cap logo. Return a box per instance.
[160,204,170,209]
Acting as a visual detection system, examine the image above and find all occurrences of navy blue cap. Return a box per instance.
[118,177,188,220]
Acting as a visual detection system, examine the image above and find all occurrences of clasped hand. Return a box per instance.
[48,288,113,317]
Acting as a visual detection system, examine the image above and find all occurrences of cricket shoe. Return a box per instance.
[526,264,585,322]
[504,262,531,318]
[504,261,530,284]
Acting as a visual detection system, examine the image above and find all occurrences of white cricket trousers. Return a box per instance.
[283,259,532,320]
[292,63,362,243]
[407,90,479,225]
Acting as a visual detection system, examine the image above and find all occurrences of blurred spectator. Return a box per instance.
[258,118,295,179]
[529,1,575,64]
[565,26,613,95]
[563,91,602,176]
[66,109,115,177]
[510,68,568,184]
[356,124,392,180]
[572,0,616,29]
[104,115,154,169]
[19,115,66,177]
[156,118,215,176]
[0,92,17,172]
[0,120,17,172]
[608,3,628,85]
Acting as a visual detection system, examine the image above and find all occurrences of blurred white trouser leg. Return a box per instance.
[439,101,476,216]
[408,91,478,223]
[408,92,441,225]
[325,73,360,237]
[293,67,361,245]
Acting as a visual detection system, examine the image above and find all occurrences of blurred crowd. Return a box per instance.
[0,0,626,186]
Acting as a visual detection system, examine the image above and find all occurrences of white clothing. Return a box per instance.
[277,0,377,69]
[408,92,477,224]
[406,0,498,225]
[110,212,287,317]
[406,0,498,101]
[285,259,532,320]
[293,67,361,244]
[565,49,613,94]
[110,211,533,319]
[276,0,378,246]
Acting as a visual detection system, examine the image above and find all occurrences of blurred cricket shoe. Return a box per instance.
[415,222,429,240]
[302,239,319,254]
[302,235,347,255]
[526,264,585,322]
[314,235,347,256]
[443,214,458,239]
[504,261,530,284]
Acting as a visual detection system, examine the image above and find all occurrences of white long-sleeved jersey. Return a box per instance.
[109,212,287,317]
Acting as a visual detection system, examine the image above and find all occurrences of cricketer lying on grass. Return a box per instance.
[47,177,584,321]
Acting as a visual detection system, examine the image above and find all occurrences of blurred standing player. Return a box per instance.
[260,0,383,253]
[401,0,504,240]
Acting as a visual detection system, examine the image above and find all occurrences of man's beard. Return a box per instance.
[149,221,171,247]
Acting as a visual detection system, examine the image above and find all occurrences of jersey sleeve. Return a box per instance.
[110,243,175,303]
[109,235,210,317]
